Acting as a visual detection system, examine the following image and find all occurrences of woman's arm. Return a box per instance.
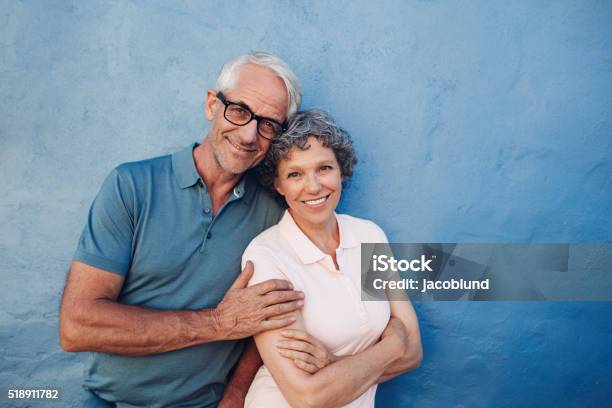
[278,283,422,384]
[254,311,407,408]
[376,298,423,383]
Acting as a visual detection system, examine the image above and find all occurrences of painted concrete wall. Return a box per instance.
[1,1,611,406]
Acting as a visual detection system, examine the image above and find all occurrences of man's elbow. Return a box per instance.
[59,306,88,352]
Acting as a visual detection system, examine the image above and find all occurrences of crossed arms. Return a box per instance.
[246,293,422,408]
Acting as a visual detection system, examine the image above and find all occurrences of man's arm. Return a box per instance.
[218,338,262,408]
[59,261,303,355]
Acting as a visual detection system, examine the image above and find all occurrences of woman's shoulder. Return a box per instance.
[336,213,388,242]
[244,223,285,255]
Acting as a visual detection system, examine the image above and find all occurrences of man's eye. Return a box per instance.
[229,105,249,117]
[260,120,275,131]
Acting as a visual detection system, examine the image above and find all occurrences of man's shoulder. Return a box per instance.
[246,172,286,223]
[114,152,173,179]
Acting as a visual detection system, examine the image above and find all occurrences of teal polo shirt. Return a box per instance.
[73,143,284,408]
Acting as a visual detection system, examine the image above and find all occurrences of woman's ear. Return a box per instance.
[274,178,285,196]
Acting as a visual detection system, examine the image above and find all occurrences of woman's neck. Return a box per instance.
[289,209,340,256]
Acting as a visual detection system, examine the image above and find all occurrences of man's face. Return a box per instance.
[205,64,289,175]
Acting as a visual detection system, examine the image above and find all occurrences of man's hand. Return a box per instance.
[276,329,338,374]
[213,261,305,339]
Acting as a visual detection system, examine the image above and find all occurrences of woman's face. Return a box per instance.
[275,136,343,228]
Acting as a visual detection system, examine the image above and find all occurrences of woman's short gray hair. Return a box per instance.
[215,51,302,119]
[258,109,358,192]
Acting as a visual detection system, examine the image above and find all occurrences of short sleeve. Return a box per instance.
[364,220,396,280]
[242,244,290,287]
[73,167,135,276]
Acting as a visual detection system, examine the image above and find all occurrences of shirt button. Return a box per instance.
[207,232,212,239]
[204,207,211,214]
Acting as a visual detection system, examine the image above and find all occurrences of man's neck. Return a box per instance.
[193,139,243,215]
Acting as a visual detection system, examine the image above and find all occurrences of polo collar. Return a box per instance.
[171,143,254,204]
[278,210,359,265]
[172,143,201,189]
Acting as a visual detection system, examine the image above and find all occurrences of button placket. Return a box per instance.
[338,251,368,323]
[199,183,213,253]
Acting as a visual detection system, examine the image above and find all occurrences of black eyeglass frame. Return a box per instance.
[216,91,287,141]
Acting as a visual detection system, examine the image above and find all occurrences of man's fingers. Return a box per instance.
[262,290,304,307]
[266,311,296,321]
[253,278,294,295]
[229,261,255,290]
[263,300,304,318]
[260,316,296,331]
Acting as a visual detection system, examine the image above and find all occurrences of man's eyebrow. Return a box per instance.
[233,98,284,124]
[232,99,253,111]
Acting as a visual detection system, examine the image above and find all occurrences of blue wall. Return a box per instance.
[1,1,611,406]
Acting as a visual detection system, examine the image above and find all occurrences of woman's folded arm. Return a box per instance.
[254,312,407,408]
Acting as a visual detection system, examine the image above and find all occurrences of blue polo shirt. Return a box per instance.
[73,143,284,408]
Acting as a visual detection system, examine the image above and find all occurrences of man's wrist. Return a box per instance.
[194,308,227,342]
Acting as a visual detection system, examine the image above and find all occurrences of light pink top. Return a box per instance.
[243,210,391,408]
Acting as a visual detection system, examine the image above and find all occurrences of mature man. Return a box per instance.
[60,52,305,407]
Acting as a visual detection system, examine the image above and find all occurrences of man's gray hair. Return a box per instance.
[215,51,302,119]
[258,109,357,193]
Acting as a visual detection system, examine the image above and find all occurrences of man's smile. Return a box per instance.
[225,136,257,154]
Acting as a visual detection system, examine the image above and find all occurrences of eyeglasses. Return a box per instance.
[216,92,287,141]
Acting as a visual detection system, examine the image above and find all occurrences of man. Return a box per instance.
[60,52,305,407]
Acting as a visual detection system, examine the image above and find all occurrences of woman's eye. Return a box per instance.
[287,172,300,178]
[320,165,333,172]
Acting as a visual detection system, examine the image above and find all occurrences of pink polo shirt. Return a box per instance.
[243,210,391,408]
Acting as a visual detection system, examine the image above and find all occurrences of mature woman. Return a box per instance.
[242,110,422,408]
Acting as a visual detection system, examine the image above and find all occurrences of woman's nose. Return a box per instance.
[305,174,321,194]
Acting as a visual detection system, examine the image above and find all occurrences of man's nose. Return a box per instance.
[237,119,259,145]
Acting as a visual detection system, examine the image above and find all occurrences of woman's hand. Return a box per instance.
[380,317,409,356]
[276,329,338,374]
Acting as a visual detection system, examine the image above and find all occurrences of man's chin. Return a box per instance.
[225,161,256,176]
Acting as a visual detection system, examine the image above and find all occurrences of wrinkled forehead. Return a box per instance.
[229,64,289,120]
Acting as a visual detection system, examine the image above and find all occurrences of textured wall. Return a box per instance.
[1,1,611,407]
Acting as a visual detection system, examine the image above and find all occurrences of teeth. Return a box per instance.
[305,196,327,205]
[230,141,244,151]
[228,139,252,152]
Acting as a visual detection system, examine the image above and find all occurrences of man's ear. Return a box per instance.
[204,90,218,121]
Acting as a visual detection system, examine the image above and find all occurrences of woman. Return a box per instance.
[242,110,422,408]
